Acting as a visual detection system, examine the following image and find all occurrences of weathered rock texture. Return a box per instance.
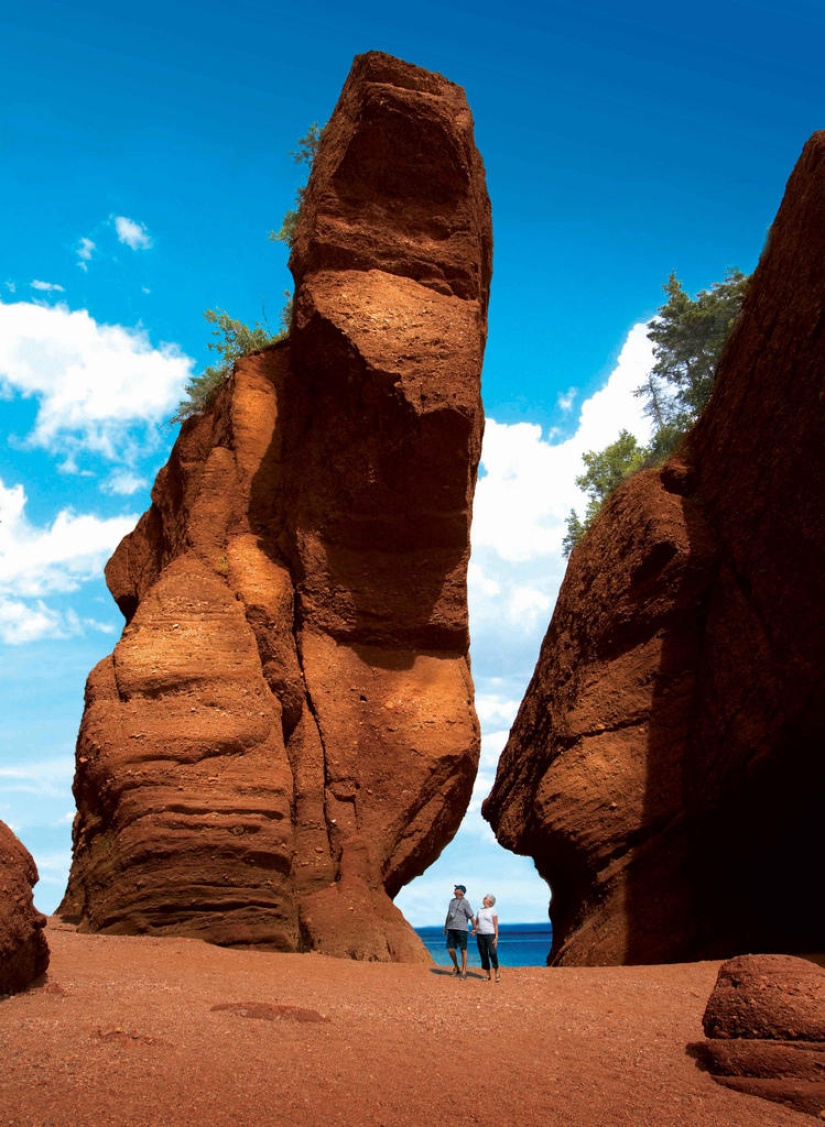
[58,51,491,960]
[701,955,825,1118]
[0,821,49,994]
[483,133,825,965]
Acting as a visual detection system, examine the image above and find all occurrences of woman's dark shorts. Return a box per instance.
[445,928,468,951]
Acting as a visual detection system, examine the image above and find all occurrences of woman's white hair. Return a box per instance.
[485,894,496,906]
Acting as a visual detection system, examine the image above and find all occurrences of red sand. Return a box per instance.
[0,920,814,1126]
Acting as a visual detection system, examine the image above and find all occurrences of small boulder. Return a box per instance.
[701,954,825,1117]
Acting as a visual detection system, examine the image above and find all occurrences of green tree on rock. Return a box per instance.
[172,123,324,424]
[641,268,749,451]
[561,430,648,557]
[171,307,286,424]
[269,122,325,249]
[563,268,749,556]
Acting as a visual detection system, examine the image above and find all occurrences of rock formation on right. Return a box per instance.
[483,132,825,965]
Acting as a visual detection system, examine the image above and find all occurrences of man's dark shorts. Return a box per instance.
[446,928,468,951]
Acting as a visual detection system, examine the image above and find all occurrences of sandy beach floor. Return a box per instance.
[0,919,814,1127]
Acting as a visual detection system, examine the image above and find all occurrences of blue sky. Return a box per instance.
[2,0,823,926]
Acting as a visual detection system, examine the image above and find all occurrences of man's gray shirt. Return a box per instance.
[444,896,474,931]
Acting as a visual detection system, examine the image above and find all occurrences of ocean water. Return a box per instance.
[415,922,553,968]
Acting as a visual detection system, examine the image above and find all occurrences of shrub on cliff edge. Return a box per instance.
[563,268,749,556]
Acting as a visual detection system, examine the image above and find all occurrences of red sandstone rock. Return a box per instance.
[701,955,825,1117]
[483,132,825,966]
[0,821,49,994]
[58,51,491,961]
[703,955,825,1042]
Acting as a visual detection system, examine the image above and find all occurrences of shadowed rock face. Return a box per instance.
[0,821,49,994]
[483,132,825,965]
[58,51,491,961]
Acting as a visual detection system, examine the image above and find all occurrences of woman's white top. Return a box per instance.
[475,906,498,934]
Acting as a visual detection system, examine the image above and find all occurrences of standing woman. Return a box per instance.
[473,894,500,982]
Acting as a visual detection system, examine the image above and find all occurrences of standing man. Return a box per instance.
[444,884,474,979]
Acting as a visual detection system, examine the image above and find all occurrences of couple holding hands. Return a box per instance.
[443,884,501,982]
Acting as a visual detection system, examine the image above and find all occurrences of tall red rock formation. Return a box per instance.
[483,133,825,965]
[0,821,49,994]
[58,52,491,961]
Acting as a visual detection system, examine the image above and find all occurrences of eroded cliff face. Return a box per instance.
[58,51,491,961]
[0,820,49,994]
[483,133,825,965]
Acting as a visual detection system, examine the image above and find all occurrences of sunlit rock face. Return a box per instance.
[0,820,49,994]
[58,51,491,961]
[483,132,825,966]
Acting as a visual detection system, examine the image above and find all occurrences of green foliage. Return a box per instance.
[268,122,325,249]
[560,509,586,561]
[563,268,749,556]
[290,121,325,168]
[561,430,647,556]
[171,122,323,425]
[641,268,749,443]
[171,309,284,424]
[577,430,649,516]
[272,207,301,249]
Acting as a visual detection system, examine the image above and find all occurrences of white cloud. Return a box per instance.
[29,850,72,896]
[557,387,577,412]
[474,693,522,730]
[0,756,75,798]
[0,479,136,596]
[31,280,64,293]
[0,598,66,645]
[472,322,654,566]
[114,215,152,250]
[465,725,514,826]
[0,299,193,464]
[0,477,136,643]
[468,321,655,686]
[77,237,96,271]
[102,469,148,496]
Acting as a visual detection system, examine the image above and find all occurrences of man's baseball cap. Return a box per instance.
[454,884,467,893]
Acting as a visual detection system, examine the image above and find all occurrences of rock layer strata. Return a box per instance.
[701,955,825,1118]
[483,132,825,965]
[58,51,491,960]
[0,820,49,994]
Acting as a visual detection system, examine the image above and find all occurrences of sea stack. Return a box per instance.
[483,133,825,966]
[59,52,492,961]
